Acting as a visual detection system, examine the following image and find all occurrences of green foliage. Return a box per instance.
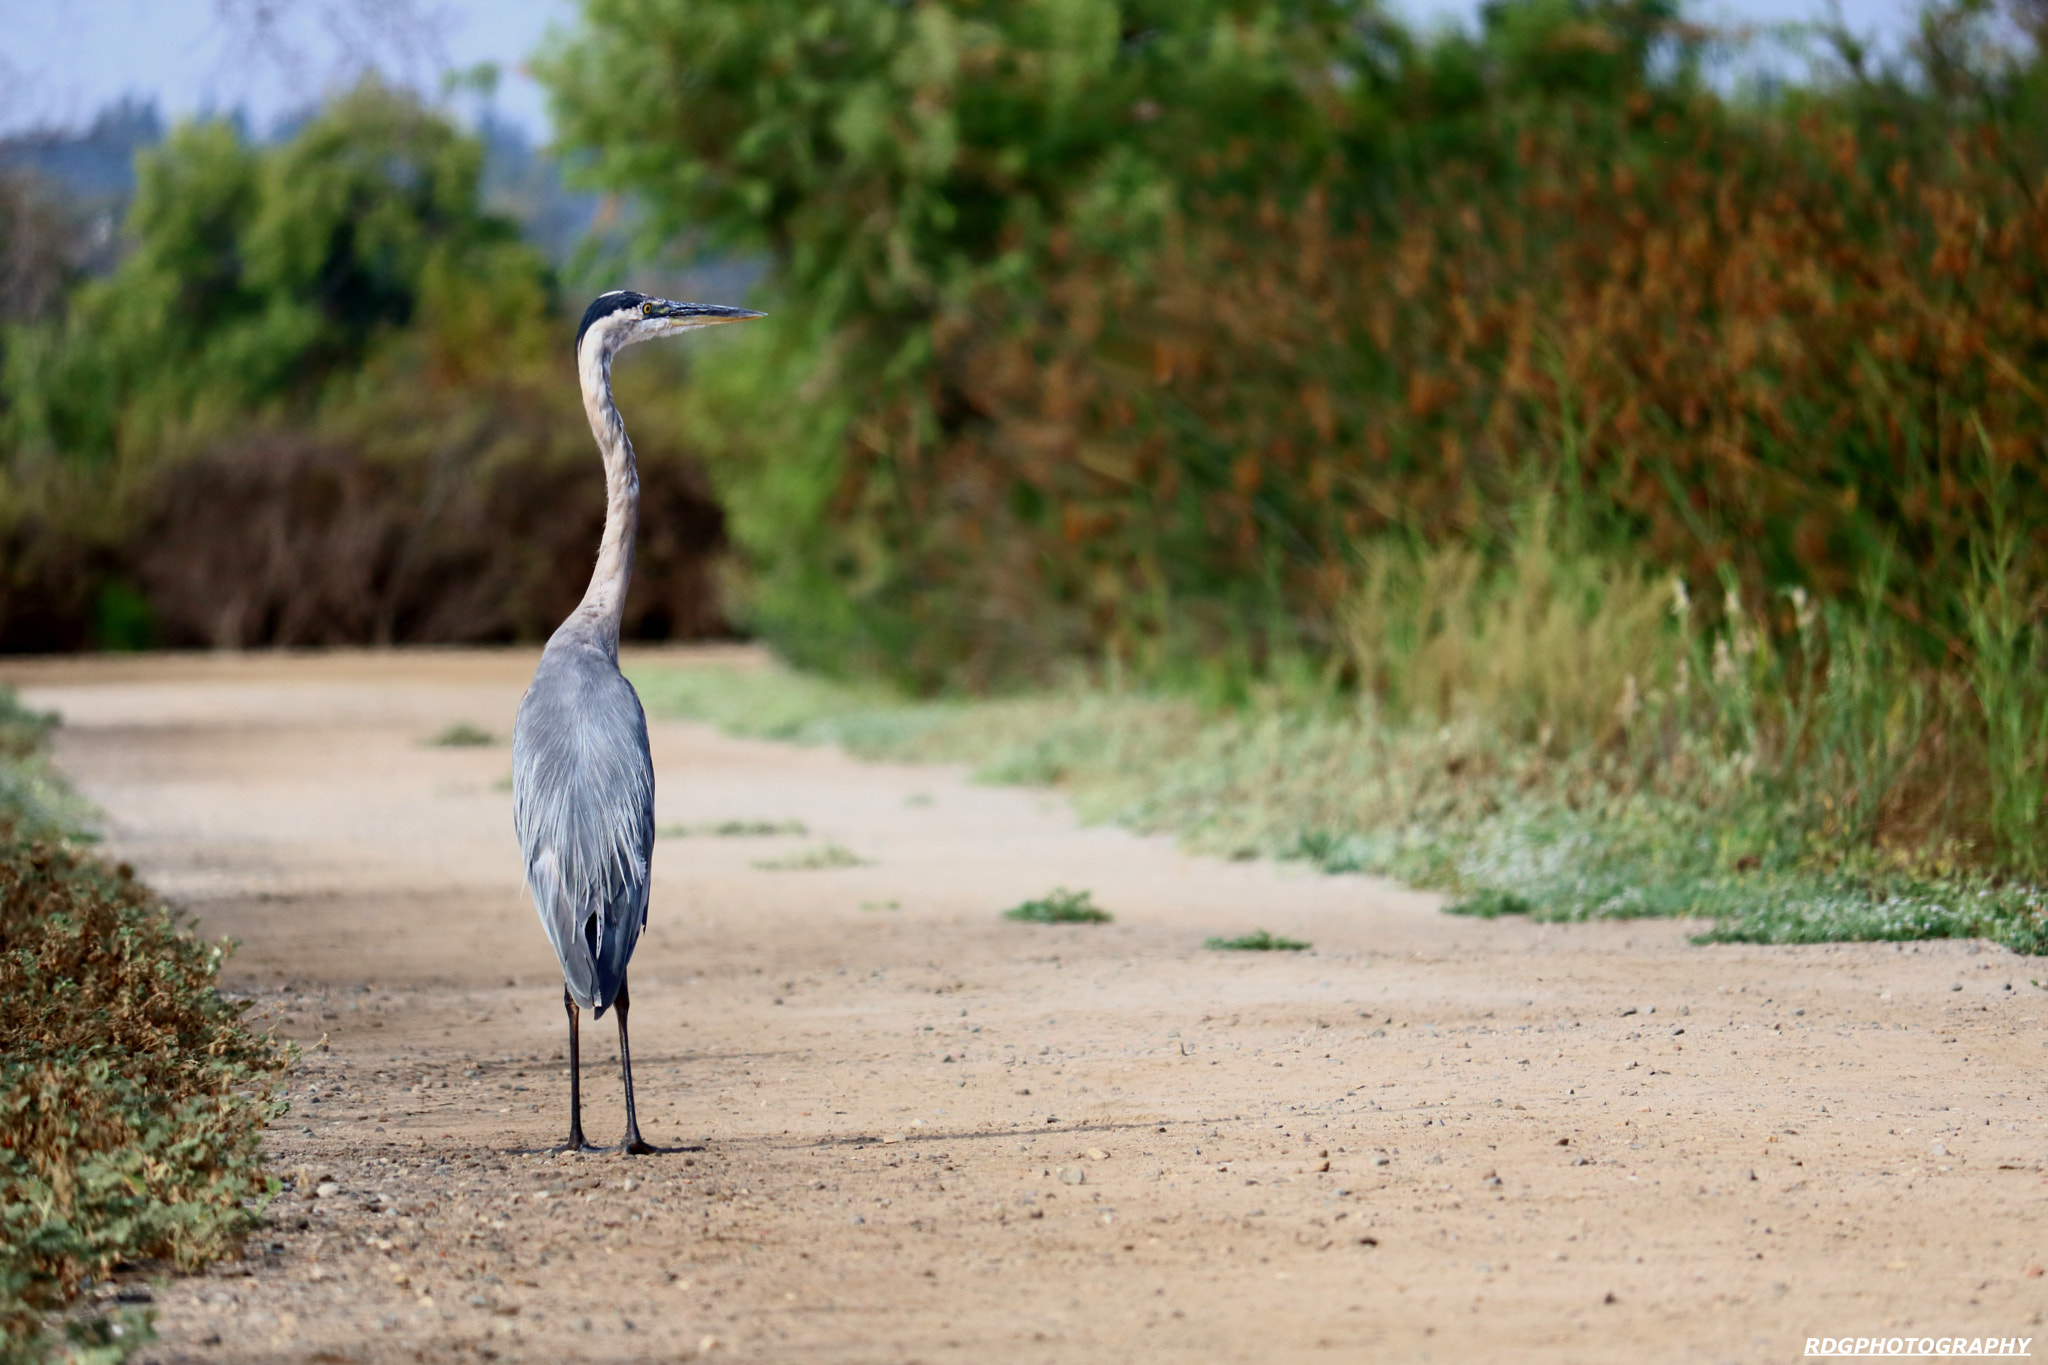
[4,82,541,468]
[426,722,497,748]
[0,80,732,654]
[0,691,283,1358]
[630,545,2048,952]
[541,0,1344,328]
[1205,929,1309,950]
[1343,499,1674,752]
[1003,888,1111,923]
[658,819,808,838]
[752,843,868,871]
[572,0,2048,907]
[549,0,2048,836]
[1445,889,1534,918]
[541,0,1365,681]
[1962,466,2048,876]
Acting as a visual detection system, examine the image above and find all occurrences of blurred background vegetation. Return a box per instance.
[0,80,728,653]
[4,0,2048,933]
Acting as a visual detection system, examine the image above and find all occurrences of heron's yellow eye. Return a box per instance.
[641,301,657,317]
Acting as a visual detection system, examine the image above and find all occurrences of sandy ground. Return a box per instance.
[7,646,2048,1365]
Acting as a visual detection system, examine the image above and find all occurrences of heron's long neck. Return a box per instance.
[574,341,638,655]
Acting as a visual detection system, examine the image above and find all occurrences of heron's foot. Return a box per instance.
[619,1131,699,1156]
[550,1126,597,1155]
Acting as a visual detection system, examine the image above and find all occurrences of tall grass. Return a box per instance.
[1963,467,2048,876]
[1343,499,1673,754]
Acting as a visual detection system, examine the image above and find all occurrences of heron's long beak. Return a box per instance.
[657,302,766,329]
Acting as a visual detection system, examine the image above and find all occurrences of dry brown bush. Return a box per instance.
[130,435,727,649]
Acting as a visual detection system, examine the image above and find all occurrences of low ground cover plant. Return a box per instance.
[660,819,808,838]
[426,722,496,748]
[1206,931,1311,952]
[1002,889,1113,925]
[751,843,867,872]
[0,690,282,1361]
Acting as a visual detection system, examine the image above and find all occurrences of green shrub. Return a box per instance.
[1205,930,1310,951]
[0,692,282,1357]
[1003,889,1112,924]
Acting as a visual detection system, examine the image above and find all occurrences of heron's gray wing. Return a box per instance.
[511,647,654,1013]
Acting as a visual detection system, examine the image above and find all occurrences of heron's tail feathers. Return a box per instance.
[526,848,643,1014]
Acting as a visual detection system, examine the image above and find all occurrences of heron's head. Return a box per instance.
[575,290,764,360]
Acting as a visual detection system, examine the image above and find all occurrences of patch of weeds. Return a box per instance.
[426,722,496,747]
[0,687,283,1358]
[753,843,867,871]
[1446,888,1535,918]
[1205,929,1311,951]
[659,819,808,838]
[489,773,513,792]
[1003,888,1112,924]
[861,899,901,912]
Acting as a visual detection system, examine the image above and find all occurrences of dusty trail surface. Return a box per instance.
[7,648,2047,1364]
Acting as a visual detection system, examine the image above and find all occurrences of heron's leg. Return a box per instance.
[562,985,590,1152]
[616,974,654,1155]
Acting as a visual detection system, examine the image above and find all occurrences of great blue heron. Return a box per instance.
[513,291,762,1152]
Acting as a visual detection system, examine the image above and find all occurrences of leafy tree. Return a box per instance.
[540,0,1378,677]
[1,79,549,468]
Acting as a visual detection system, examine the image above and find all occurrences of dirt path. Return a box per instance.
[8,647,2047,1364]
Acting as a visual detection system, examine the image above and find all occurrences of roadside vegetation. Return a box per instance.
[569,0,2048,949]
[0,692,282,1362]
[633,653,2048,952]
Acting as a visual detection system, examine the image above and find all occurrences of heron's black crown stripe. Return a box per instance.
[575,291,649,355]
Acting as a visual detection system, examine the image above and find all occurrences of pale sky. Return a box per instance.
[0,0,573,137]
[0,0,1926,143]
